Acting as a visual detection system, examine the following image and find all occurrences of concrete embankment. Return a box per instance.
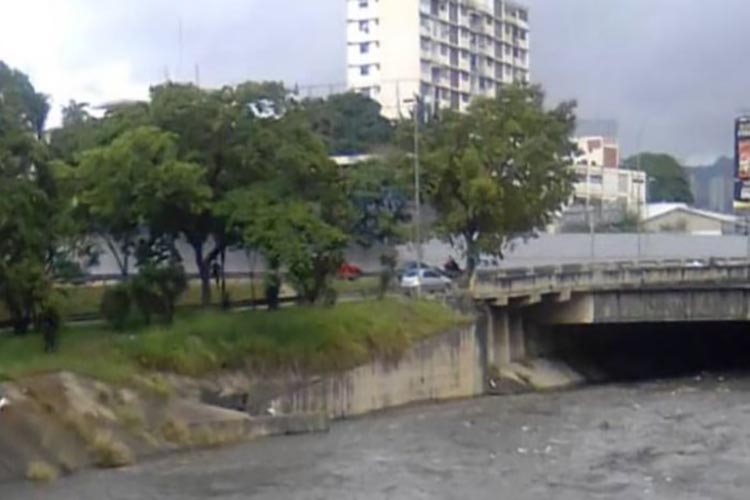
[0,322,588,484]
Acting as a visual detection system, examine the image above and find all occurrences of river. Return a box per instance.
[4,375,750,499]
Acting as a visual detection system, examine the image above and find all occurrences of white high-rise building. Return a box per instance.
[346,0,530,119]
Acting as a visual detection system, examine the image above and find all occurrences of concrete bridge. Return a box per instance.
[472,258,750,376]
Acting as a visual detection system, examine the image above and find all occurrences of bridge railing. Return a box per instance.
[473,258,750,301]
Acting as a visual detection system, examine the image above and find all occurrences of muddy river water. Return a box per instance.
[4,376,750,499]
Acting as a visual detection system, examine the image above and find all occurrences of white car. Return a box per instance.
[400,268,453,292]
[0,396,9,412]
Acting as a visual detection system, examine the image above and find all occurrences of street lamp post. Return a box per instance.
[409,95,424,298]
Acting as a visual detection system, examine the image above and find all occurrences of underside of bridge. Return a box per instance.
[538,321,750,381]
[482,289,750,385]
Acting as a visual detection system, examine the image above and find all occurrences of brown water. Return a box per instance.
[3,376,750,499]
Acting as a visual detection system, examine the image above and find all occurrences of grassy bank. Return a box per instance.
[0,299,467,384]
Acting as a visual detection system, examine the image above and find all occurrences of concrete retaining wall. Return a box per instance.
[272,326,485,419]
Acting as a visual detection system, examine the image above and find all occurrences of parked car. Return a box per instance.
[0,393,9,412]
[398,261,441,279]
[400,268,453,292]
[337,263,363,281]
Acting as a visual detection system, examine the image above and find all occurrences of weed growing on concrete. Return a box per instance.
[26,461,59,482]
[90,431,134,468]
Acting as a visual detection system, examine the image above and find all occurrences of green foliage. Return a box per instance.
[74,126,209,277]
[422,84,577,274]
[0,61,63,336]
[345,155,411,248]
[0,61,50,138]
[223,192,348,305]
[100,285,132,331]
[130,264,188,324]
[623,153,694,204]
[302,92,394,155]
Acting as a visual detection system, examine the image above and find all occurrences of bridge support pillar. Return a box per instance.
[490,310,511,367]
[509,311,526,363]
[487,308,527,367]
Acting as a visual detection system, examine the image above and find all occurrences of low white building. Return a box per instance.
[572,164,647,215]
[643,203,739,235]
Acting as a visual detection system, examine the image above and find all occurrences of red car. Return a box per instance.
[337,263,363,281]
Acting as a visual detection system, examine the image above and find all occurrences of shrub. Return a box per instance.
[0,258,52,335]
[131,264,188,324]
[100,285,132,331]
[90,431,134,468]
[26,461,59,482]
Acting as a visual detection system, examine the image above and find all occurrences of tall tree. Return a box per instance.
[0,62,61,333]
[303,92,394,155]
[623,153,694,204]
[0,61,49,139]
[422,84,577,276]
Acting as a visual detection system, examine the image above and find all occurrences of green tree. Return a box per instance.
[222,191,347,305]
[302,92,394,155]
[74,126,209,277]
[422,84,577,276]
[623,153,694,204]
[150,82,344,305]
[0,62,61,334]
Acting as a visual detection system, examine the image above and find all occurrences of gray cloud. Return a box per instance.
[4,0,747,163]
[525,0,750,163]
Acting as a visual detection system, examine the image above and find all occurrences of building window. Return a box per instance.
[519,9,528,21]
[359,20,369,33]
[359,0,368,7]
[360,43,369,54]
[360,65,370,76]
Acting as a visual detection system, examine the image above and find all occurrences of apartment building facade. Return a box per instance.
[346,0,530,119]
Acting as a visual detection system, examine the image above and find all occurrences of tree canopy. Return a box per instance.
[623,153,694,204]
[422,84,577,274]
[302,92,394,155]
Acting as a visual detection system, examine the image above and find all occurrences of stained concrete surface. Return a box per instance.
[5,375,750,499]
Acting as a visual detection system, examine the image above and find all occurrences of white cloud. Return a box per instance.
[0,0,148,127]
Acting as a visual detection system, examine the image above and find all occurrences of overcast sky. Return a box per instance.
[1,0,748,164]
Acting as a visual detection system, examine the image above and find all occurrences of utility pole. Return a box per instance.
[637,151,643,262]
[413,95,423,298]
[586,162,595,261]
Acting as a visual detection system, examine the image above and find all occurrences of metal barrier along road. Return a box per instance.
[472,258,750,302]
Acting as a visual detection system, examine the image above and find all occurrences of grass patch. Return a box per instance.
[26,461,59,482]
[89,431,134,468]
[161,418,191,445]
[331,276,380,296]
[0,299,468,382]
[127,299,467,376]
[0,326,139,385]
